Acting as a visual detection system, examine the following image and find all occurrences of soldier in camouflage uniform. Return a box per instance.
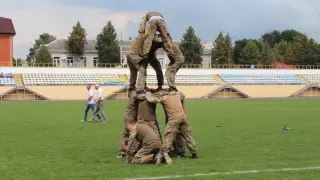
[125,123,161,164]
[135,87,162,139]
[126,34,163,93]
[139,12,174,60]
[117,90,138,157]
[143,90,198,165]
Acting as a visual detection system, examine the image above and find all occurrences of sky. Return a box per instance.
[1,0,320,58]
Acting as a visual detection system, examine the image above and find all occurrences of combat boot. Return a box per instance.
[191,153,198,159]
[156,153,163,165]
[163,153,172,165]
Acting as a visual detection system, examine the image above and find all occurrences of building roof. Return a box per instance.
[45,39,98,53]
[0,17,16,35]
[45,39,211,55]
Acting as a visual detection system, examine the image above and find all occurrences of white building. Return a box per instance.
[42,39,213,68]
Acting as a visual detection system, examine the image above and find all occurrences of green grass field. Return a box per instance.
[1,99,320,180]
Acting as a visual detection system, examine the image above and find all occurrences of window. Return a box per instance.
[80,57,87,67]
[93,57,99,67]
[53,57,60,67]
[67,57,73,67]
[158,57,164,68]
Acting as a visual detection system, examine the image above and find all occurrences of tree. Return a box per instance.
[259,41,275,65]
[274,40,293,63]
[262,30,281,48]
[27,33,56,62]
[262,29,303,48]
[95,21,120,64]
[280,29,304,43]
[211,32,233,64]
[179,26,203,65]
[240,40,261,64]
[233,39,248,64]
[12,58,23,66]
[66,21,87,58]
[35,46,52,63]
[292,36,320,65]
[291,35,310,65]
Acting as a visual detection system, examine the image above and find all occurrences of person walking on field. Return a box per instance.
[82,84,101,122]
[89,84,108,123]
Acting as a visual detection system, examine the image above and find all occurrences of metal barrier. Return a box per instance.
[3,62,320,69]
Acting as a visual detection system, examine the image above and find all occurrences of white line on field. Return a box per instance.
[124,166,320,180]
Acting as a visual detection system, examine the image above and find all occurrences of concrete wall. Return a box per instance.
[233,85,305,98]
[26,86,125,100]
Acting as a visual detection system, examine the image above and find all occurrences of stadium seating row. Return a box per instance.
[219,74,304,84]
[0,72,13,78]
[0,72,15,85]
[17,73,320,85]
[125,74,218,85]
[300,74,320,84]
[22,73,122,85]
[0,78,15,85]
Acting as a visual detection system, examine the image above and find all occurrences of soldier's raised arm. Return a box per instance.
[145,92,164,103]
[180,92,188,115]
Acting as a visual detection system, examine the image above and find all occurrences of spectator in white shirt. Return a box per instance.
[82,85,101,122]
[89,84,108,123]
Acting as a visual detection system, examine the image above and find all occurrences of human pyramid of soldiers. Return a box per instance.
[117,12,198,165]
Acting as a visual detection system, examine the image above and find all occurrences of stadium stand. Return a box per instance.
[219,74,304,84]
[1,67,320,101]
[22,73,218,85]
[126,74,218,85]
[22,73,123,85]
[0,72,15,85]
[300,74,320,84]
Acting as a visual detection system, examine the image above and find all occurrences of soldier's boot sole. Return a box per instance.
[163,153,172,165]
[156,153,163,165]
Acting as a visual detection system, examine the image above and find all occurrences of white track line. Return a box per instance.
[124,166,320,180]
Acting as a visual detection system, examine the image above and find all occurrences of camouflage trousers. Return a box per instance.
[142,19,174,56]
[161,118,196,154]
[165,55,185,88]
[169,132,185,156]
[126,52,163,91]
[131,142,161,164]
[137,120,162,141]
[165,115,185,156]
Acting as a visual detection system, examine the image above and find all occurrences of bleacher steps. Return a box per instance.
[290,84,320,98]
[119,74,129,85]
[212,74,226,85]
[0,87,49,101]
[13,74,24,87]
[296,74,310,84]
[202,85,249,99]
[106,86,128,100]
